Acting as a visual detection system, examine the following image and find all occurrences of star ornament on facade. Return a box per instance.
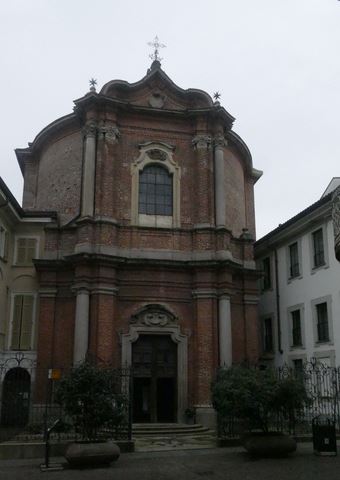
[148,35,166,62]
[89,78,97,92]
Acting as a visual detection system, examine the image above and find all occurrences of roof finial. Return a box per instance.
[213,91,221,106]
[89,78,97,92]
[148,35,166,63]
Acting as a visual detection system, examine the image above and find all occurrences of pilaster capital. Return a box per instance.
[192,134,212,150]
[91,285,119,296]
[82,121,97,138]
[213,134,228,149]
[72,282,91,295]
[243,294,259,305]
[98,125,121,144]
[192,289,217,299]
[218,292,231,301]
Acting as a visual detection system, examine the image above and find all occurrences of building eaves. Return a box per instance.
[255,192,332,250]
[0,177,57,221]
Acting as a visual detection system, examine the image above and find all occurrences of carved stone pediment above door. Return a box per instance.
[131,304,178,328]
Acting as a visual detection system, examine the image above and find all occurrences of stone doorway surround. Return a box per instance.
[121,304,188,422]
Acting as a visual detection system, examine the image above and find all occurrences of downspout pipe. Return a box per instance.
[274,248,283,354]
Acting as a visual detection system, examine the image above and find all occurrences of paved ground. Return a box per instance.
[0,443,339,480]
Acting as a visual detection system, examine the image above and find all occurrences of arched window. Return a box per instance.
[139,165,173,216]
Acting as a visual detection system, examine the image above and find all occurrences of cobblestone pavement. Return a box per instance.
[0,443,339,480]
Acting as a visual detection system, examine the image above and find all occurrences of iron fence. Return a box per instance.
[0,354,132,443]
[217,361,340,439]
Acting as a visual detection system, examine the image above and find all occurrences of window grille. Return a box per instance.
[139,165,173,216]
[291,309,302,346]
[312,229,325,268]
[316,302,329,342]
[289,242,300,278]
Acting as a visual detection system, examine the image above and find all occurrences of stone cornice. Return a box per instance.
[192,289,218,299]
[38,288,58,298]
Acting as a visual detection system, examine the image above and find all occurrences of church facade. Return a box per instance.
[1,60,262,426]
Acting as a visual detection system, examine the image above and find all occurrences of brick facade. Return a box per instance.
[15,61,262,425]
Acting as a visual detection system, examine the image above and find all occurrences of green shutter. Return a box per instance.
[10,295,34,350]
[16,239,27,264]
[20,295,33,350]
[16,238,37,264]
[11,295,23,349]
[26,238,37,262]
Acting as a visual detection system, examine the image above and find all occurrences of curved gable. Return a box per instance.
[100,61,213,111]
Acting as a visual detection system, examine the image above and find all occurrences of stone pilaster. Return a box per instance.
[218,294,232,366]
[73,286,90,364]
[81,122,97,217]
[214,134,227,227]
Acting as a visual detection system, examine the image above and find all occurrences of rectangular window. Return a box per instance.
[263,318,273,353]
[139,165,173,216]
[15,238,37,265]
[312,228,325,268]
[291,310,302,346]
[262,257,271,290]
[11,294,34,350]
[289,242,300,278]
[316,302,329,342]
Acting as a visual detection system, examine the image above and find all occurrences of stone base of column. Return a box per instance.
[194,405,217,429]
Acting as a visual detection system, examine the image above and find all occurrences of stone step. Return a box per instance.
[132,423,212,436]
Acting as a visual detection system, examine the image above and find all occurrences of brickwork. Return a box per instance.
[15,64,262,423]
[194,296,218,405]
[34,131,82,225]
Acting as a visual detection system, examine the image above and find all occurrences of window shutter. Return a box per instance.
[26,238,37,262]
[11,295,23,349]
[16,239,27,264]
[20,295,33,350]
[16,238,37,264]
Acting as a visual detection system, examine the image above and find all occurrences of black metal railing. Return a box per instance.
[217,361,340,439]
[0,356,132,443]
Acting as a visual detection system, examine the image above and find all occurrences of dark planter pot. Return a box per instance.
[185,416,195,425]
[65,440,120,468]
[242,432,297,458]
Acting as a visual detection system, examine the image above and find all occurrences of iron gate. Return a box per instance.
[0,354,132,443]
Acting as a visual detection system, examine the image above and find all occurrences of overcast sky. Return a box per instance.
[0,0,339,238]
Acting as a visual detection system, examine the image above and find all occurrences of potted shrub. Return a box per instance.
[212,366,309,457]
[55,362,125,467]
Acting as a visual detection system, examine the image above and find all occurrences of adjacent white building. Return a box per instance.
[255,178,340,368]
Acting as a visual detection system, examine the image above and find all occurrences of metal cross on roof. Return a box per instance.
[148,36,166,62]
[213,91,221,101]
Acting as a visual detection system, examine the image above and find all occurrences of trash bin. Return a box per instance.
[312,416,337,456]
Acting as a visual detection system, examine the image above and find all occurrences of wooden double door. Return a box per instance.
[132,335,177,423]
